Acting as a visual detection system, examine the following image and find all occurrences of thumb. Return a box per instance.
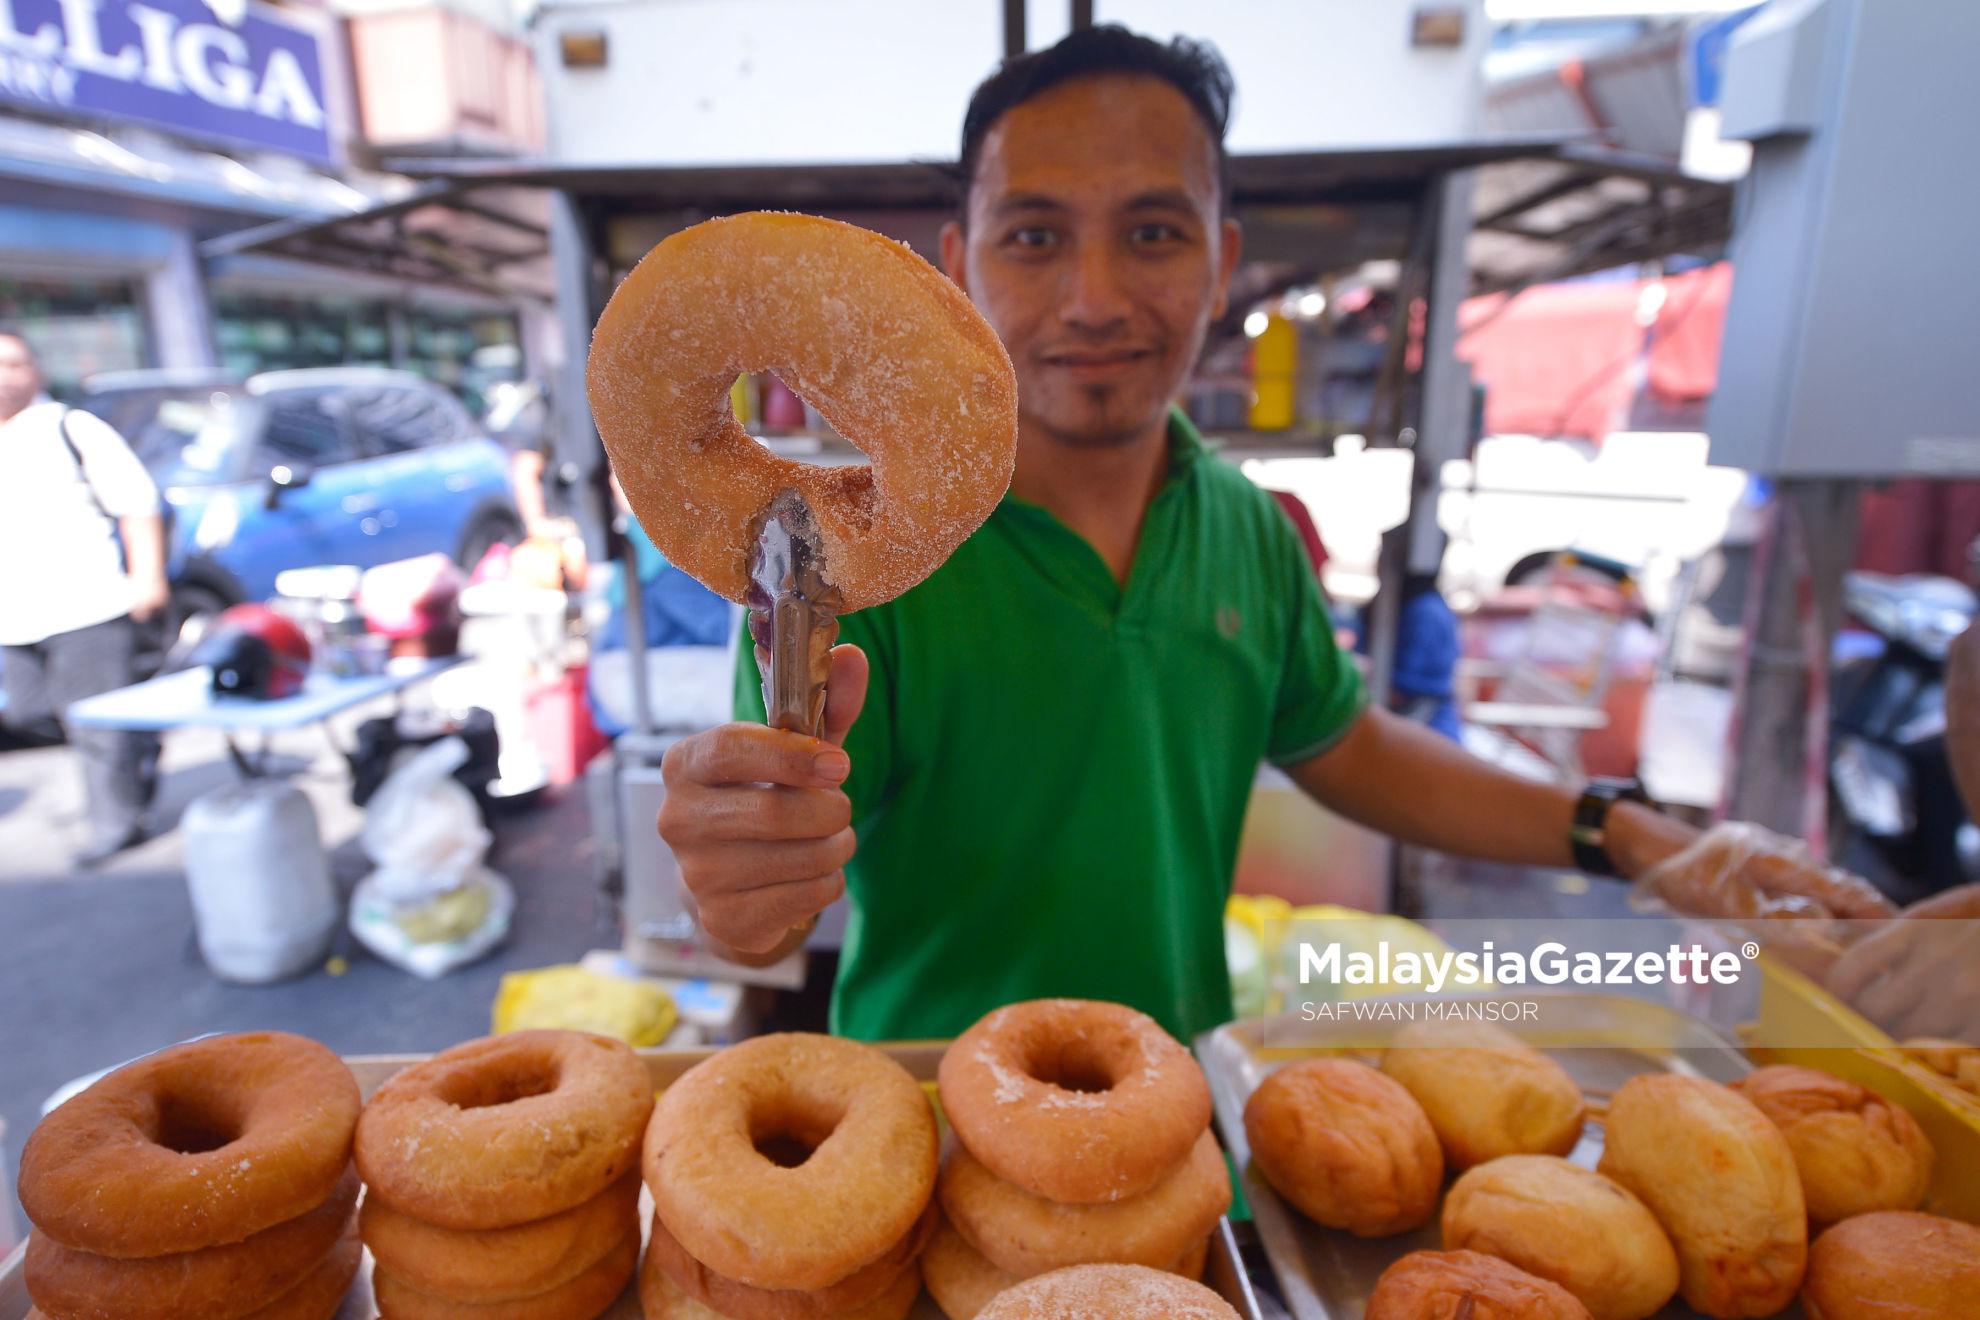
[820,644,868,749]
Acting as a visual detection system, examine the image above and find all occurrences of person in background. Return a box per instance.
[483,379,558,540]
[0,330,168,865]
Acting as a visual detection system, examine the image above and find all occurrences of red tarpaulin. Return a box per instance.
[1456,262,1732,441]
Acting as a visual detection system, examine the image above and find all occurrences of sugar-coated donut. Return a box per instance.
[588,211,1018,613]
[24,1164,359,1320]
[642,1200,934,1320]
[974,1264,1238,1320]
[641,1256,924,1320]
[921,1213,1209,1320]
[940,1129,1230,1278]
[18,1032,360,1257]
[355,1030,653,1230]
[1366,1251,1594,1320]
[938,1000,1212,1204]
[1242,1058,1443,1238]
[370,1229,637,1320]
[360,1169,639,1304]
[645,1032,938,1291]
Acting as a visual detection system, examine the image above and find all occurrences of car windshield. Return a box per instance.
[98,389,260,488]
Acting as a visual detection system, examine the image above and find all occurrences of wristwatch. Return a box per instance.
[1570,778,1655,877]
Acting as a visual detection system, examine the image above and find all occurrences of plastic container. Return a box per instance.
[181,780,338,983]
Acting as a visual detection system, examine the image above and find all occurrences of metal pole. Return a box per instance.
[618,529,656,738]
[1004,0,1025,58]
[1070,0,1092,31]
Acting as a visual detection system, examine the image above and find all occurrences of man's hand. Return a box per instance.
[1826,884,1980,1044]
[658,645,869,961]
[127,570,170,623]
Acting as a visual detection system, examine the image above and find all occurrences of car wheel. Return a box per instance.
[457,508,526,571]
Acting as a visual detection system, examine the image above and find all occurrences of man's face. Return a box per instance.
[0,335,40,420]
[942,75,1241,449]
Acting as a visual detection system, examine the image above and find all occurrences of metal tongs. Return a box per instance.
[745,488,842,736]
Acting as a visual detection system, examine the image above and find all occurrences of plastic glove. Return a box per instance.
[1825,884,1980,1045]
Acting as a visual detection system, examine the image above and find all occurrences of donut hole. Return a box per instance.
[748,1094,844,1169]
[436,1062,561,1111]
[152,1093,245,1154]
[1024,1040,1121,1095]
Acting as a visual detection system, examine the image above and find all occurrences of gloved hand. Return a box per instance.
[1826,884,1980,1045]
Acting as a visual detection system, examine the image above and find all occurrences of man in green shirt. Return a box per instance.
[654,28,1768,1042]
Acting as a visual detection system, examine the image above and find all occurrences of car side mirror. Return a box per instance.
[264,462,313,510]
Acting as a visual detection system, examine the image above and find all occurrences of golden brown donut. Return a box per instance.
[1366,1250,1595,1320]
[1801,1211,1980,1320]
[1440,1155,1679,1320]
[921,1213,1208,1320]
[24,1163,359,1320]
[1596,1074,1806,1319]
[1242,1057,1443,1237]
[1729,1064,1934,1224]
[18,1032,360,1258]
[587,211,1018,612]
[360,1169,639,1304]
[974,1264,1238,1320]
[356,1030,653,1230]
[1380,1020,1585,1170]
[233,1214,362,1320]
[642,1200,935,1320]
[370,1228,637,1320]
[940,1129,1229,1277]
[937,999,1213,1204]
[640,1256,923,1320]
[645,1032,938,1291]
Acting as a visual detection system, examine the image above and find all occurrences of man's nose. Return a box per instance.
[1058,240,1134,332]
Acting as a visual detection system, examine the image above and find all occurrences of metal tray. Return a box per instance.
[2,1043,1262,1320]
[1196,991,1806,1320]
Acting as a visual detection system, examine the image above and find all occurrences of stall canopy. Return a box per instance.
[200,138,1731,310]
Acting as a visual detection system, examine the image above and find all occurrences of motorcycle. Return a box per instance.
[1828,571,1979,906]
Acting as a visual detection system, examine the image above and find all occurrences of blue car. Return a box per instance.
[81,367,523,631]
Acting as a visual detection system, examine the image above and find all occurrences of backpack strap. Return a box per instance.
[58,406,111,522]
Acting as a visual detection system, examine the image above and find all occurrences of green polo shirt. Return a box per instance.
[734,410,1366,1043]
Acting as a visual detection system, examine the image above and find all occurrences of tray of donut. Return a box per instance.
[3,1000,1265,1320]
[1194,990,1980,1320]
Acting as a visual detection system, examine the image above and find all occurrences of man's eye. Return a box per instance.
[1004,226,1057,249]
[1131,223,1185,244]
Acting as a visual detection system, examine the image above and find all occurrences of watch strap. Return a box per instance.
[1570,778,1653,877]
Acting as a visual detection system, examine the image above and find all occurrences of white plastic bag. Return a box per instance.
[351,737,510,978]
[360,737,489,901]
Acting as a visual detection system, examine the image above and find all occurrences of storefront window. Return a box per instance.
[213,293,391,375]
[0,276,148,399]
[405,310,521,414]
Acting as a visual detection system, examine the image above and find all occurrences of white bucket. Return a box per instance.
[182,780,338,983]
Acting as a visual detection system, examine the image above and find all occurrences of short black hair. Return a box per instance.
[957,24,1236,219]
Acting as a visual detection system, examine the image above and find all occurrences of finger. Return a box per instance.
[666,784,851,844]
[1904,883,1980,919]
[701,872,847,953]
[820,644,869,750]
[665,724,850,790]
[1827,923,1914,1002]
[685,829,859,894]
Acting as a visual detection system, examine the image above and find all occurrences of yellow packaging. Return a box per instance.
[492,964,677,1047]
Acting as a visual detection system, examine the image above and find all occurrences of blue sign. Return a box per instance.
[1689,5,1765,110]
[0,0,331,162]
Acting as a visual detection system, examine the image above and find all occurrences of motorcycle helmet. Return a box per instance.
[191,604,313,699]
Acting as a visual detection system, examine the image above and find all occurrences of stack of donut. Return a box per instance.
[17,1031,363,1320]
[640,1033,940,1320]
[355,1029,654,1320]
[928,1000,1232,1320]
